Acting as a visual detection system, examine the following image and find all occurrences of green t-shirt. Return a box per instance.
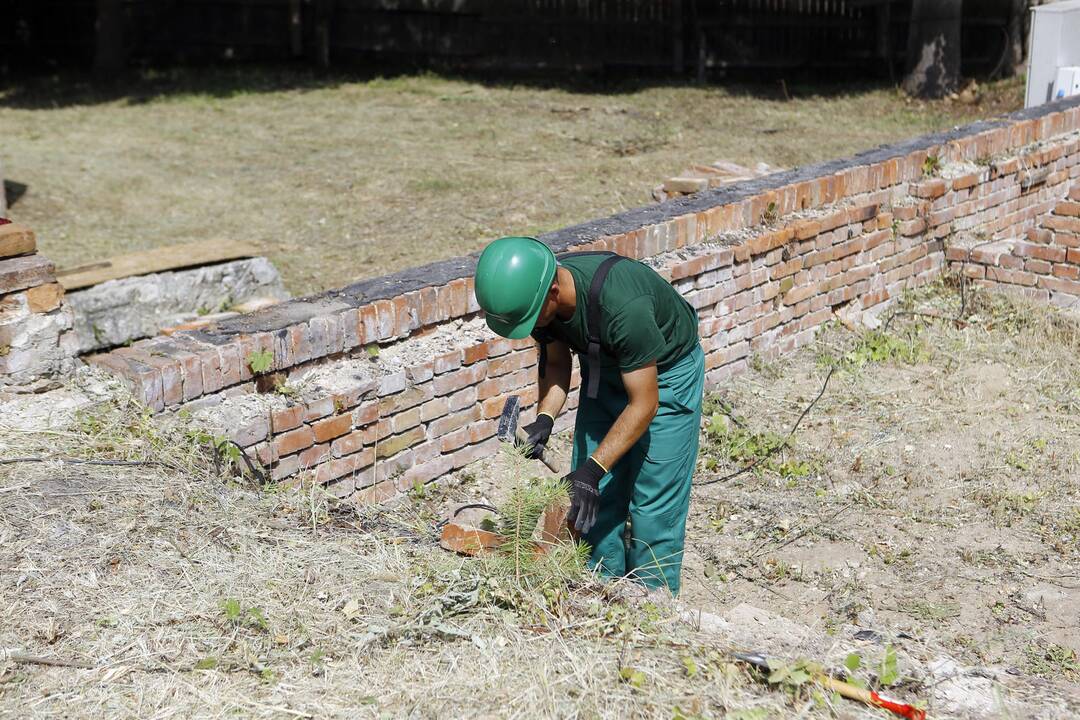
[533,254,699,372]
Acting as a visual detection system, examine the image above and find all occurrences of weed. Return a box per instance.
[833,329,929,369]
[762,201,780,225]
[246,349,273,375]
[1025,643,1080,681]
[922,155,941,177]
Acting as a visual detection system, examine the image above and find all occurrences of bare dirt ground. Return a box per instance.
[3,280,1079,719]
[0,70,1022,294]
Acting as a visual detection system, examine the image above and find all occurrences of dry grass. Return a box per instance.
[0,396,792,720]
[683,279,1080,708]
[0,70,1023,294]
[5,279,1080,719]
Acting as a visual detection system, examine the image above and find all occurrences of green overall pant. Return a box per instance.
[571,344,705,595]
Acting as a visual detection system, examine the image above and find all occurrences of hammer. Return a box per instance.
[497,395,562,475]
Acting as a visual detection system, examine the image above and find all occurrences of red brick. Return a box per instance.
[418,286,441,326]
[374,299,395,340]
[1012,242,1066,263]
[315,449,374,485]
[312,413,352,443]
[792,219,821,240]
[448,386,477,412]
[353,401,379,427]
[469,419,497,443]
[392,407,422,433]
[1055,200,1080,217]
[0,254,54,294]
[376,426,426,458]
[1052,263,1080,280]
[433,364,485,396]
[1025,259,1052,275]
[463,343,489,365]
[272,404,306,432]
[1069,248,1080,264]
[1027,228,1053,244]
[358,304,379,344]
[447,278,469,318]
[298,443,330,468]
[430,406,481,437]
[274,426,315,456]
[332,429,369,458]
[440,427,470,453]
[952,172,980,190]
[1038,275,1080,295]
[378,384,433,415]
[304,396,335,422]
[1045,215,1080,233]
[897,218,927,236]
[434,350,463,374]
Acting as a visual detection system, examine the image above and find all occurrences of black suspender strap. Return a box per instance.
[534,250,624,398]
[583,254,624,400]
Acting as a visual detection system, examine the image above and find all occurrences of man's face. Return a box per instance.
[534,282,560,328]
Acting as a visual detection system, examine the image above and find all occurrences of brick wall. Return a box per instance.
[0,222,76,391]
[77,95,1080,503]
[949,185,1080,306]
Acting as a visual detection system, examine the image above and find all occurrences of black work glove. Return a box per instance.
[519,412,555,460]
[566,457,606,535]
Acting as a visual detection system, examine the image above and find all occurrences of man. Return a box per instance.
[473,236,705,595]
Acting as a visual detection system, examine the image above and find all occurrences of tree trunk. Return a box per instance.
[94,0,126,80]
[1006,0,1029,76]
[902,0,963,98]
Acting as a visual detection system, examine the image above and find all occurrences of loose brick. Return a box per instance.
[312,413,352,443]
[420,396,451,421]
[377,371,407,396]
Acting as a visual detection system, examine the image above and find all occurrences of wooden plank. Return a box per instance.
[56,239,261,290]
[0,223,37,259]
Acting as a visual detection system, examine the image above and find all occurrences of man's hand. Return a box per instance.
[519,412,554,460]
[566,457,605,534]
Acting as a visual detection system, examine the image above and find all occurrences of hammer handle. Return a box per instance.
[515,426,562,475]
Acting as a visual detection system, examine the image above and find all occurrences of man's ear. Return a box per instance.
[549,279,560,300]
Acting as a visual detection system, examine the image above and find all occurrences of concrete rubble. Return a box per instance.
[65,257,289,354]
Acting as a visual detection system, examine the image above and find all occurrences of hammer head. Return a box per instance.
[496,395,522,443]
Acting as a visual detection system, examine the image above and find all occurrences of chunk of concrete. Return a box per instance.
[65,257,289,354]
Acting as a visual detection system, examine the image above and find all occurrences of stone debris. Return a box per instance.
[653,160,783,202]
[0,223,77,392]
[65,257,288,354]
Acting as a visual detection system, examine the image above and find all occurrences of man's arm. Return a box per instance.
[590,361,659,471]
[537,339,572,419]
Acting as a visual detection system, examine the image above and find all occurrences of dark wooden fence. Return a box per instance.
[0,0,1021,80]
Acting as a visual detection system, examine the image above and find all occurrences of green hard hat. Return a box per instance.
[474,236,557,339]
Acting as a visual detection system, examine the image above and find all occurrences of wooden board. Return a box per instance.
[56,239,261,290]
[0,223,37,259]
